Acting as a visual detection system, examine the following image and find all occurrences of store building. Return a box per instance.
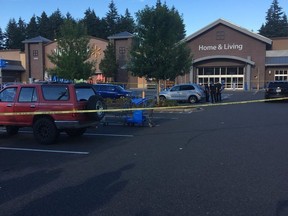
[181,19,274,90]
[22,36,109,83]
[0,50,26,83]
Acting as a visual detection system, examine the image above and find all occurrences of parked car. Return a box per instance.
[265,81,288,101]
[93,84,132,99]
[159,83,205,104]
[0,82,106,144]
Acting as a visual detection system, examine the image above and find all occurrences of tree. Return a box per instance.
[103,0,120,38]
[118,9,135,33]
[17,18,27,50]
[0,27,5,50]
[128,0,192,83]
[48,20,95,80]
[81,8,102,37]
[5,18,25,50]
[37,12,51,39]
[99,42,118,80]
[49,9,64,40]
[27,15,39,38]
[259,0,288,37]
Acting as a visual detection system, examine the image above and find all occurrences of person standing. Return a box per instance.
[216,81,222,102]
[209,81,216,103]
[204,83,210,102]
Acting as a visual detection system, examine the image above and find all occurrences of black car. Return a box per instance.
[265,81,288,100]
[93,84,132,99]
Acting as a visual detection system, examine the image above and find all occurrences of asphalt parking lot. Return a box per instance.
[3,89,288,216]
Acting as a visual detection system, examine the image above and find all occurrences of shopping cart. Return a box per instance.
[101,97,155,127]
[124,98,155,127]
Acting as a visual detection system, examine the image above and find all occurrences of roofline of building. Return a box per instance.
[108,32,134,40]
[44,36,109,46]
[183,18,272,45]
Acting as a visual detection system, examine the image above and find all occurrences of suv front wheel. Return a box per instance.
[33,117,59,145]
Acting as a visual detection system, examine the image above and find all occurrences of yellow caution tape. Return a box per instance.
[0,97,287,116]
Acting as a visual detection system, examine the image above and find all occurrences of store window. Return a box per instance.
[275,69,288,80]
[216,31,225,40]
[119,47,126,55]
[33,50,38,57]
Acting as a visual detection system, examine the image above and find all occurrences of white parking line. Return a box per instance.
[85,133,134,137]
[0,147,89,155]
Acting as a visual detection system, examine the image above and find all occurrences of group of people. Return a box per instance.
[204,81,224,103]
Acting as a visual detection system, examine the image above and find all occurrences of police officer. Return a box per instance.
[204,83,210,102]
[209,81,216,103]
[216,81,222,102]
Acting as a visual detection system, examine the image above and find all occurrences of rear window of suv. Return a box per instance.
[42,85,69,101]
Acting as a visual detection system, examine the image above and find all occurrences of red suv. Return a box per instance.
[0,83,106,144]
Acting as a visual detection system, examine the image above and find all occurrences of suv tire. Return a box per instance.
[33,117,59,145]
[159,96,166,101]
[188,95,198,104]
[87,95,106,121]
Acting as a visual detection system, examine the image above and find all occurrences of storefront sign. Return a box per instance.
[199,43,243,51]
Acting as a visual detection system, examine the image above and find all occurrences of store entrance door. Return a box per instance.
[197,67,244,90]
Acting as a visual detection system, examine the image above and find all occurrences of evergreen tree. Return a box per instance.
[99,42,118,80]
[259,0,288,37]
[103,0,120,38]
[5,18,24,50]
[49,9,64,40]
[0,27,5,49]
[81,8,102,37]
[128,0,192,83]
[37,12,51,39]
[48,20,95,80]
[65,12,75,23]
[17,17,27,50]
[27,15,39,38]
[118,9,135,33]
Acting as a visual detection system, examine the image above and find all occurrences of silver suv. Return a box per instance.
[159,83,205,104]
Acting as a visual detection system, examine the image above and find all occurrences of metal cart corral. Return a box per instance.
[101,98,155,127]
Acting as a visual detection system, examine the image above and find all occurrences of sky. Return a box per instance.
[0,0,287,37]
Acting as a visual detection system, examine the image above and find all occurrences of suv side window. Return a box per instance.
[19,87,38,102]
[0,87,17,102]
[42,85,69,101]
[101,85,110,91]
[75,87,95,101]
[180,85,195,91]
[107,86,115,91]
[94,85,101,91]
[170,86,180,91]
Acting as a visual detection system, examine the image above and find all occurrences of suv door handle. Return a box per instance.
[6,104,12,107]
[30,104,36,108]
